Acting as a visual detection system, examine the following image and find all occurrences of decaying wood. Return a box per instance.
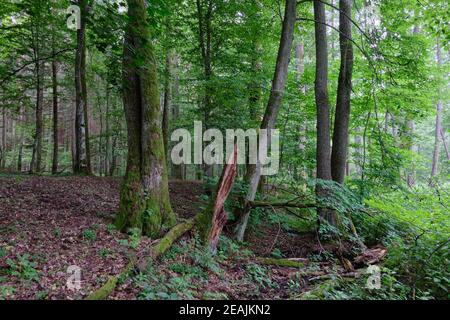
[198,144,238,254]
[354,246,387,265]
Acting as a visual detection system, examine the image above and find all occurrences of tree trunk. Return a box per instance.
[313,0,335,226]
[198,144,238,254]
[196,0,214,177]
[331,0,354,185]
[171,53,184,180]
[74,0,90,175]
[52,45,59,174]
[116,0,176,238]
[162,50,174,163]
[30,59,44,174]
[234,0,296,241]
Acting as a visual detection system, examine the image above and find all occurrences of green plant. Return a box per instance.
[82,229,97,242]
[99,248,110,258]
[6,254,39,282]
[0,285,15,300]
[246,263,273,289]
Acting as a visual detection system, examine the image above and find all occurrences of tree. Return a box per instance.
[116,0,176,238]
[73,0,91,175]
[313,0,334,225]
[331,0,354,185]
[51,35,59,175]
[234,0,297,241]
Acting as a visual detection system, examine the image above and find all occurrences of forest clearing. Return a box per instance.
[0,0,449,303]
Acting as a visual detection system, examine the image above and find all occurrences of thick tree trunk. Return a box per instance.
[74,0,90,175]
[313,0,335,226]
[234,0,296,241]
[331,0,354,185]
[116,0,176,238]
[52,47,59,175]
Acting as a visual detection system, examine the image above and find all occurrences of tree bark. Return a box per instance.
[51,43,59,175]
[196,0,214,177]
[313,0,335,226]
[331,0,354,185]
[171,53,184,180]
[116,0,176,238]
[74,0,91,175]
[30,59,44,174]
[162,50,174,163]
[234,0,296,241]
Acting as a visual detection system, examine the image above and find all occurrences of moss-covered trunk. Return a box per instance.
[115,0,176,238]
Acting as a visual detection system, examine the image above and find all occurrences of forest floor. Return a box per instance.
[0,175,371,300]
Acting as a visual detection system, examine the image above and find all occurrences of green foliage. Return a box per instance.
[82,229,97,242]
[0,285,15,300]
[245,263,274,289]
[6,254,39,282]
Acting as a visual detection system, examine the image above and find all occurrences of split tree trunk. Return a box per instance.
[199,145,238,254]
[116,0,176,238]
[234,0,296,241]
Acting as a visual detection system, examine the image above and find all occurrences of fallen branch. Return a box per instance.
[85,257,136,300]
[85,216,199,300]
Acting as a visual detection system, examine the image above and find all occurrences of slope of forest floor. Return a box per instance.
[0,175,373,300]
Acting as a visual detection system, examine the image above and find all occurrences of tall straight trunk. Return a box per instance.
[171,53,184,180]
[431,39,442,179]
[331,0,354,184]
[295,40,308,188]
[52,45,59,174]
[162,50,174,162]
[30,59,44,173]
[313,0,334,225]
[244,39,263,183]
[116,0,176,238]
[234,0,296,241]
[74,0,90,175]
[105,82,110,175]
[196,0,214,177]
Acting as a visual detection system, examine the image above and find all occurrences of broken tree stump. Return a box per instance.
[198,144,238,254]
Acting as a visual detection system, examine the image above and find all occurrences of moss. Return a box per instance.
[258,258,305,268]
[85,258,136,300]
[152,216,198,258]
